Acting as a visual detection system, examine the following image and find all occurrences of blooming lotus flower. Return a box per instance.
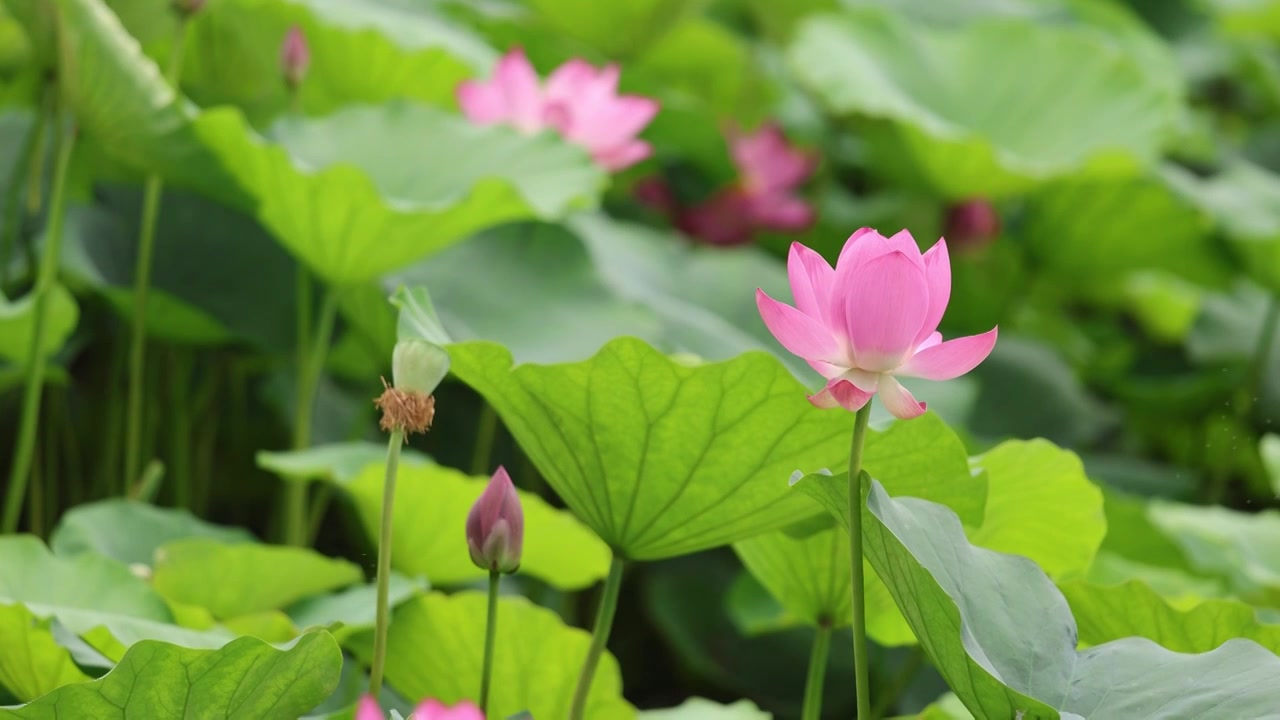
[466,466,524,574]
[356,694,484,720]
[756,229,998,419]
[280,26,310,89]
[674,123,816,246]
[457,48,659,172]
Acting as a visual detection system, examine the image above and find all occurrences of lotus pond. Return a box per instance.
[3,0,1280,718]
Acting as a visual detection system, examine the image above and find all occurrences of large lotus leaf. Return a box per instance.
[788,6,1182,197]
[285,573,427,642]
[151,538,362,619]
[445,337,853,560]
[54,0,606,284]
[525,0,702,57]
[570,213,810,379]
[0,286,78,365]
[179,0,493,123]
[1162,159,1280,294]
[354,592,635,719]
[966,440,1105,579]
[0,603,90,702]
[1059,576,1280,654]
[59,184,298,349]
[0,535,243,656]
[341,462,611,590]
[639,698,771,719]
[808,478,1280,719]
[0,632,342,719]
[389,223,667,365]
[49,498,255,567]
[256,441,433,486]
[1144,498,1280,603]
[734,413,984,639]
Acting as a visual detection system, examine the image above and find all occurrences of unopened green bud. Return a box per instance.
[392,338,449,396]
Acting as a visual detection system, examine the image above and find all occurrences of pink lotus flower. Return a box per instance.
[356,694,484,720]
[280,26,310,89]
[942,198,1001,255]
[466,466,524,574]
[668,123,816,246]
[756,229,998,419]
[457,48,659,172]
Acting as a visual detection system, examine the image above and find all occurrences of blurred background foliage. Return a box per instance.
[5,0,1280,716]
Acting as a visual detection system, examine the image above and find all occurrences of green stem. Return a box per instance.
[470,403,498,475]
[2,117,76,535]
[122,18,191,490]
[569,554,626,720]
[847,403,873,720]
[480,569,500,714]
[284,284,339,546]
[368,427,404,697]
[0,95,47,289]
[801,625,832,720]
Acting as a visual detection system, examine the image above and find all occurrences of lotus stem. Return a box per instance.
[847,403,873,719]
[368,427,404,696]
[801,624,832,720]
[2,113,76,535]
[122,17,191,489]
[568,554,625,720]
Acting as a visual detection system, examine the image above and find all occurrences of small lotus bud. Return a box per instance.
[466,467,524,574]
[280,25,310,90]
[171,0,205,17]
[943,198,1000,254]
[393,338,450,396]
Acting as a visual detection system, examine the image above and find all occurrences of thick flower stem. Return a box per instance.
[568,554,625,720]
[368,427,404,697]
[122,18,191,490]
[801,624,832,720]
[847,402,872,719]
[480,569,500,714]
[283,284,339,546]
[2,116,76,535]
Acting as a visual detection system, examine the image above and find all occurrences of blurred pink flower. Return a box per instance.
[355,694,485,720]
[466,466,524,574]
[668,123,816,246]
[756,229,998,419]
[457,48,659,172]
[942,198,1000,254]
[280,26,310,89]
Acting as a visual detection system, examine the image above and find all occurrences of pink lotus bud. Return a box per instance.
[280,26,310,90]
[755,229,999,419]
[466,467,523,574]
[943,198,1000,254]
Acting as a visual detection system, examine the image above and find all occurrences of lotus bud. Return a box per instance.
[392,338,450,396]
[280,25,310,90]
[943,198,1000,254]
[374,339,449,435]
[466,467,524,575]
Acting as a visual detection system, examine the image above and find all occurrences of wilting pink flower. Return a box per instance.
[756,229,998,419]
[356,694,484,720]
[466,467,524,574]
[457,48,659,172]
[674,123,817,246]
[943,198,1000,254]
[281,26,310,89]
